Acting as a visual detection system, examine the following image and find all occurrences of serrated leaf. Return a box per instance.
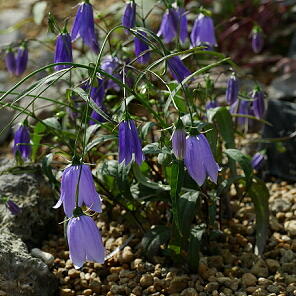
[248,177,269,255]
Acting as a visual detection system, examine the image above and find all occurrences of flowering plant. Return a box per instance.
[0,0,270,270]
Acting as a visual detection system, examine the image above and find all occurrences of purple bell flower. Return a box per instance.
[53,164,102,217]
[101,55,120,91]
[226,74,239,105]
[251,27,264,54]
[15,46,28,76]
[190,13,217,48]
[5,50,16,75]
[185,134,219,186]
[134,31,150,64]
[172,129,186,160]
[71,1,99,53]
[251,152,265,170]
[122,2,136,30]
[158,9,177,43]
[118,120,144,165]
[251,88,265,118]
[54,33,73,71]
[67,215,105,268]
[230,100,250,126]
[158,8,187,43]
[6,200,21,215]
[206,101,218,110]
[167,56,191,82]
[13,125,31,160]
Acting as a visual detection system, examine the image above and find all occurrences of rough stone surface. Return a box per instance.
[0,159,58,295]
[0,229,57,296]
[284,220,296,236]
[0,159,57,245]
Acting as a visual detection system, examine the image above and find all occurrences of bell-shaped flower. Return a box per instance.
[101,55,120,91]
[251,88,265,118]
[134,31,150,64]
[226,74,239,105]
[71,1,99,53]
[67,215,105,268]
[191,13,217,48]
[53,164,102,217]
[54,32,73,71]
[6,200,21,215]
[185,134,219,186]
[251,27,264,54]
[118,119,144,165]
[251,152,265,170]
[167,56,191,82]
[172,128,186,160]
[122,2,136,30]
[177,8,188,43]
[230,99,250,126]
[5,49,16,75]
[13,124,31,160]
[15,45,28,76]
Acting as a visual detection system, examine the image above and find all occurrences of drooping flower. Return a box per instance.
[190,13,217,48]
[167,56,191,82]
[184,134,219,186]
[172,128,186,160]
[15,45,28,76]
[6,200,21,215]
[71,1,99,53]
[101,55,121,91]
[158,8,188,43]
[54,32,73,71]
[251,88,265,118]
[5,49,16,75]
[67,215,105,268]
[122,2,136,30]
[226,74,239,105]
[118,119,144,165]
[251,26,264,54]
[230,99,250,126]
[13,124,31,160]
[53,164,102,217]
[134,31,150,64]
[251,152,265,170]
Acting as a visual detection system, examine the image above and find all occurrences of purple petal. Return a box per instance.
[13,125,31,160]
[157,10,177,43]
[5,51,16,74]
[15,47,28,76]
[167,56,191,82]
[122,2,136,30]
[252,89,265,118]
[172,129,186,160]
[118,121,132,165]
[134,31,150,64]
[54,33,73,71]
[226,74,239,105]
[129,120,144,165]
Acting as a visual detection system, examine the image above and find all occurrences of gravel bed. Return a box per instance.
[41,181,296,296]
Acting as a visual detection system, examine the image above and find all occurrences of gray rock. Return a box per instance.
[271,198,291,212]
[268,73,296,100]
[0,229,57,296]
[31,248,54,266]
[0,160,57,245]
[284,220,296,236]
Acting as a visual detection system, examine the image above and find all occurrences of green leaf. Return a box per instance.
[141,122,155,138]
[208,107,235,148]
[225,149,253,180]
[42,153,59,192]
[132,164,170,191]
[187,225,206,272]
[85,124,101,145]
[248,177,269,255]
[141,226,171,258]
[142,142,162,154]
[170,160,185,234]
[31,122,46,162]
[72,87,115,124]
[179,191,199,238]
[42,117,61,130]
[85,135,117,153]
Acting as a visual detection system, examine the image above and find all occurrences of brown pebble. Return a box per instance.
[82,289,92,296]
[140,273,154,287]
[242,273,257,287]
[60,288,75,296]
[68,269,80,279]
